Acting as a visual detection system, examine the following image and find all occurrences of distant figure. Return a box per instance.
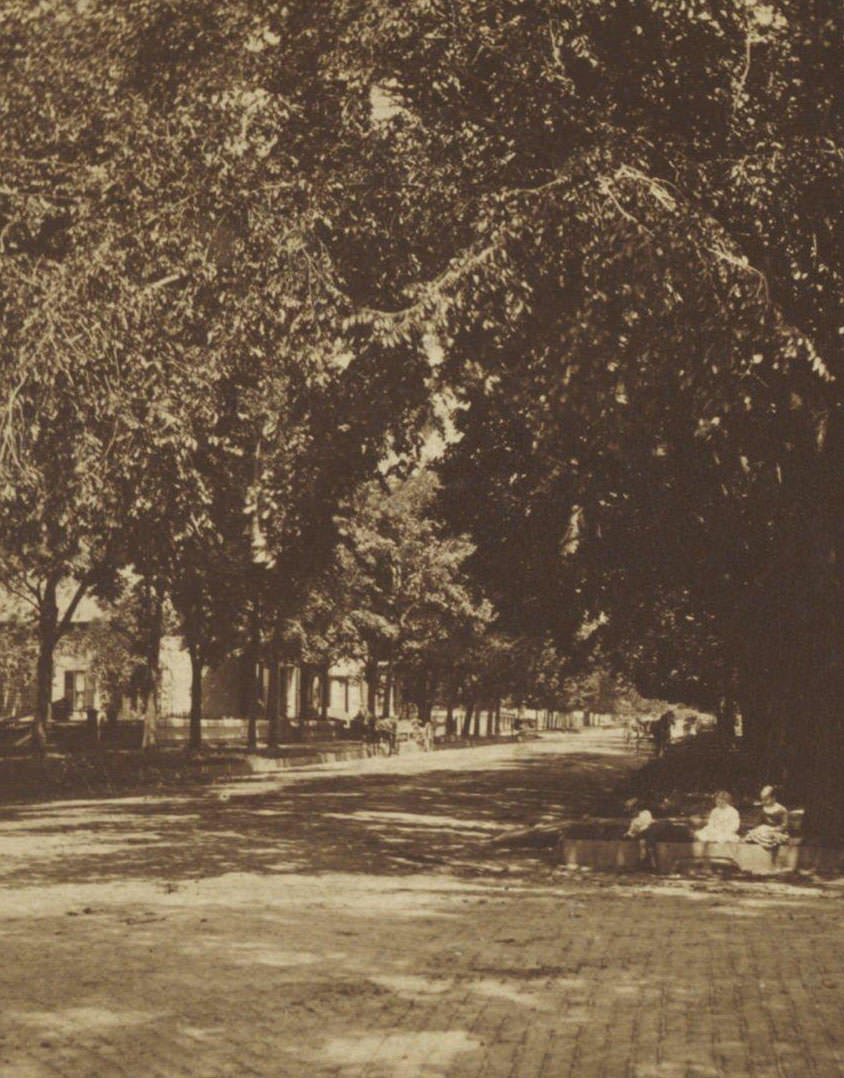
[652,711,674,756]
[349,709,366,740]
[695,791,741,843]
[744,785,789,848]
[85,706,100,743]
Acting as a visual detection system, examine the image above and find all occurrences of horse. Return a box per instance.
[364,721,396,756]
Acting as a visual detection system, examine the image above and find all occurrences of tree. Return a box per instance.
[0,347,133,752]
[336,471,493,721]
[321,0,843,838]
[0,615,38,720]
[1,0,438,751]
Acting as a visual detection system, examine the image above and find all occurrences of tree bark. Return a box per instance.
[382,660,393,719]
[321,664,330,721]
[365,655,379,716]
[279,664,291,742]
[244,605,261,751]
[461,698,474,738]
[188,643,203,752]
[32,577,60,756]
[142,584,165,751]
[265,650,280,749]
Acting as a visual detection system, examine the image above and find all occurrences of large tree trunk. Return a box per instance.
[188,643,203,752]
[786,575,844,842]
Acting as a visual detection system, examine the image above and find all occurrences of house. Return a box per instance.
[0,586,397,737]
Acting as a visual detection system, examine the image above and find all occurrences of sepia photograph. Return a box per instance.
[0,1,842,1075]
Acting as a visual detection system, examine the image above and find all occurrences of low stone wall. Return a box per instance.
[561,839,643,871]
[247,745,369,771]
[559,838,844,877]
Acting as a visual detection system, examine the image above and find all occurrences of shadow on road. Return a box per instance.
[0,743,634,886]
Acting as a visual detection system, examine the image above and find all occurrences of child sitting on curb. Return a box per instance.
[694,790,741,843]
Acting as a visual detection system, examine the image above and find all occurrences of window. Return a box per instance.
[64,670,94,712]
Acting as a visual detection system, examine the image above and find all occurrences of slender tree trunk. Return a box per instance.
[321,664,330,721]
[445,696,455,739]
[142,585,164,751]
[188,643,204,752]
[365,655,379,716]
[472,705,482,738]
[298,663,311,729]
[382,660,393,719]
[242,605,261,751]
[32,578,60,756]
[33,641,54,756]
[494,699,501,735]
[279,664,291,742]
[265,647,280,749]
[425,672,438,724]
[142,685,159,751]
[461,698,474,738]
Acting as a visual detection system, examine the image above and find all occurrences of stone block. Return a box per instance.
[561,838,643,870]
[654,841,778,875]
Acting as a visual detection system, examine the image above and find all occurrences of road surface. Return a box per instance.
[1,731,842,1077]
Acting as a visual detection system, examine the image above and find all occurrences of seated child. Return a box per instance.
[744,785,789,848]
[625,807,655,838]
[694,791,740,843]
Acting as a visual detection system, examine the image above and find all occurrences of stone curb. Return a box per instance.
[559,837,844,876]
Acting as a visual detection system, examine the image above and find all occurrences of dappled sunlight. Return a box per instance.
[2,737,843,1077]
[324,810,505,832]
[470,976,556,1010]
[7,1006,159,1033]
[0,740,635,889]
[314,1030,481,1074]
[372,973,453,998]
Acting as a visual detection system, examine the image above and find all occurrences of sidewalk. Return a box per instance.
[0,728,542,806]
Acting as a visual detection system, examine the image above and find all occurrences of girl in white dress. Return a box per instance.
[695,791,741,842]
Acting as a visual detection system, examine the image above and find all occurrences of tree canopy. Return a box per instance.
[1,1,843,832]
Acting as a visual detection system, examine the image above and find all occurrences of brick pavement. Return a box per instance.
[0,734,843,1078]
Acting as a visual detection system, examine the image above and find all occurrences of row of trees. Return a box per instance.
[0,0,623,757]
[350,0,844,837]
[2,2,842,834]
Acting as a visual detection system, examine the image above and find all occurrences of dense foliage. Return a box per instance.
[1,2,842,835]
